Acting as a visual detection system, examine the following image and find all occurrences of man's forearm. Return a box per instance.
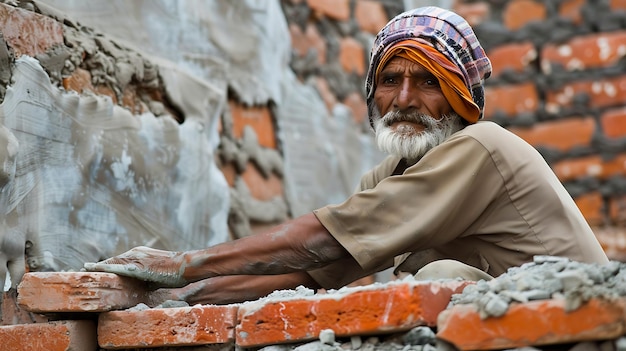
[180,213,349,283]
[151,272,322,306]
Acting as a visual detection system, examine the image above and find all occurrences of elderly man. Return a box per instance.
[85,7,608,305]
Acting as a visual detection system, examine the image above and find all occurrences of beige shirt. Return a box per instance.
[310,121,608,289]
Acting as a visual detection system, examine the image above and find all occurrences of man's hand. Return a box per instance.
[83,246,188,288]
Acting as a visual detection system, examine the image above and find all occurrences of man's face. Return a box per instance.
[372,56,464,160]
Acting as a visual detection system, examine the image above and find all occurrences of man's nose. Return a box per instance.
[394,78,420,111]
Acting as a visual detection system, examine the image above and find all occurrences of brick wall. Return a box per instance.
[278,0,626,230]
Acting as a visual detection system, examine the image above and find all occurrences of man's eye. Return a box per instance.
[381,76,396,84]
[425,78,438,86]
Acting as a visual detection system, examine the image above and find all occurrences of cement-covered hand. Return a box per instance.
[83,246,188,288]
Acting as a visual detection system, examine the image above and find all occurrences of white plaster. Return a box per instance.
[0,56,227,276]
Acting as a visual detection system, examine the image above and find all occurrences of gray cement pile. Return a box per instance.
[450,255,626,319]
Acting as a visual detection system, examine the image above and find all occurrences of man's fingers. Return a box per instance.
[83,262,137,276]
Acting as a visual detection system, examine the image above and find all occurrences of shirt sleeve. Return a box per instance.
[313,133,504,272]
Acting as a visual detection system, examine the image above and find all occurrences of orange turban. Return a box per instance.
[375,40,480,123]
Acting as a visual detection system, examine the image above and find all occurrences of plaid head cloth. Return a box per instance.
[366,6,492,124]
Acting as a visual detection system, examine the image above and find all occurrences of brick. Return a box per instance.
[0,320,97,351]
[17,272,151,313]
[290,22,327,65]
[541,32,626,73]
[552,155,603,182]
[338,37,366,76]
[241,162,284,201]
[502,0,547,31]
[611,0,626,10]
[546,75,626,113]
[305,22,327,65]
[354,0,388,35]
[487,42,537,78]
[0,3,64,57]
[601,107,626,139]
[558,0,585,24]
[289,23,307,58]
[342,91,367,124]
[229,100,277,149]
[484,82,539,119]
[574,191,605,226]
[1,289,48,325]
[315,76,338,112]
[235,280,471,347]
[610,195,626,227]
[307,0,350,21]
[602,153,626,178]
[437,297,626,351]
[508,117,595,152]
[220,162,236,187]
[452,0,491,27]
[594,225,626,261]
[62,68,95,94]
[98,304,237,349]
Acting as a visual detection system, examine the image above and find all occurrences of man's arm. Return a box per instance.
[148,272,321,306]
[85,213,349,288]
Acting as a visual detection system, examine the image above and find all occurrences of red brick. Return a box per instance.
[484,82,539,119]
[452,0,491,27]
[610,195,626,226]
[487,42,537,78]
[229,101,277,149]
[241,162,284,201]
[220,162,236,187]
[98,304,237,349]
[338,37,366,76]
[508,117,595,152]
[17,272,151,313]
[574,191,605,226]
[502,0,547,31]
[1,289,48,325]
[437,297,626,351]
[0,320,97,351]
[305,23,327,65]
[291,22,327,65]
[235,280,471,347]
[307,0,350,21]
[602,153,626,178]
[552,155,603,182]
[559,0,585,24]
[546,75,626,113]
[342,91,368,124]
[0,3,64,57]
[315,76,338,112]
[542,32,626,73]
[62,68,95,94]
[354,0,388,34]
[289,23,307,58]
[601,107,626,139]
[611,0,626,10]
[594,225,626,261]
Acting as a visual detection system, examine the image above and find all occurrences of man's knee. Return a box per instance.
[413,259,493,281]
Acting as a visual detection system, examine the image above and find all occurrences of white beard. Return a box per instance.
[373,110,465,161]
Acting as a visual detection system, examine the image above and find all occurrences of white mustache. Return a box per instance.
[382,111,433,127]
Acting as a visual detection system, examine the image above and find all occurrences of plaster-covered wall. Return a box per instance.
[0,0,386,290]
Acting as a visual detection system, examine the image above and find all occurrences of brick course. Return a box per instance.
[0,320,97,351]
[98,305,237,349]
[235,280,470,347]
[437,297,626,350]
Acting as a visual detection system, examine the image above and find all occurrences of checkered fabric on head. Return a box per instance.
[366,6,492,125]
